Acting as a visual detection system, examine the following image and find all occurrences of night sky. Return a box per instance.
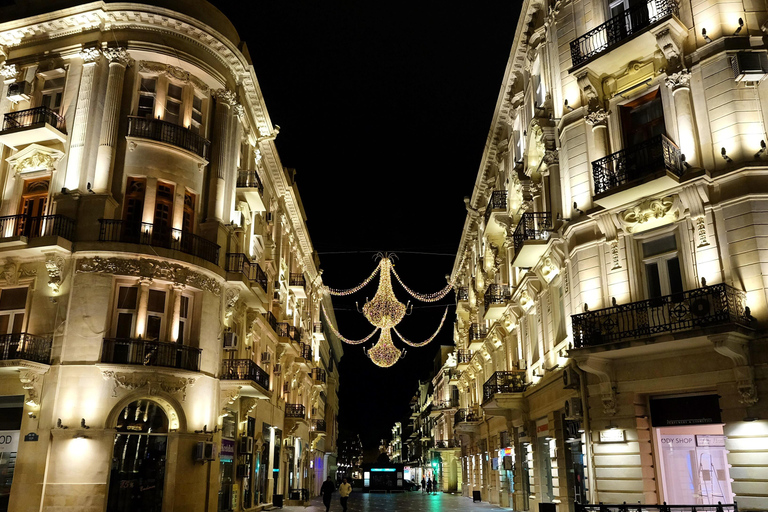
[214,0,520,449]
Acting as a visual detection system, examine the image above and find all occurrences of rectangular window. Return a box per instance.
[114,285,138,338]
[642,234,684,298]
[0,288,28,335]
[123,177,146,226]
[183,191,196,233]
[191,95,203,133]
[165,83,183,125]
[138,77,157,119]
[153,182,174,231]
[178,295,190,344]
[41,76,65,114]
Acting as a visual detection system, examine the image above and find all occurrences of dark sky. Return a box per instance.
[214,0,520,448]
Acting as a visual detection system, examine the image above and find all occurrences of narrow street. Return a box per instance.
[280,492,511,512]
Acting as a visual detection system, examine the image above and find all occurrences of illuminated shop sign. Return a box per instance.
[599,429,626,443]
[370,468,396,472]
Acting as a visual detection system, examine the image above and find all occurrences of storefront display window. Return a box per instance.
[0,396,23,512]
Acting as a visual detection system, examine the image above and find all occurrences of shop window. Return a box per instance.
[0,396,24,512]
[107,400,168,512]
[0,287,28,335]
[642,233,684,299]
[138,77,157,119]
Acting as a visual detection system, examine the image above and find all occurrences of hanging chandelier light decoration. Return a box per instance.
[321,254,453,368]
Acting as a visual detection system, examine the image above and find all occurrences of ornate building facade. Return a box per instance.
[450,0,768,509]
[0,1,342,512]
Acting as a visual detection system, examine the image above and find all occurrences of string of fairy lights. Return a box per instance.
[323,254,453,368]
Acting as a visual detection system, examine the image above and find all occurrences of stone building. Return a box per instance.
[450,0,768,509]
[0,1,342,512]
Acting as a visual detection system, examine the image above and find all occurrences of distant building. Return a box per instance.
[336,433,363,482]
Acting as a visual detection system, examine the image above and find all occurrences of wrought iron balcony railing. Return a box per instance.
[569,0,678,68]
[101,338,201,372]
[456,287,469,302]
[127,116,210,159]
[512,212,553,254]
[2,106,66,133]
[575,503,737,512]
[236,170,264,194]
[433,398,459,410]
[0,333,51,364]
[484,284,511,310]
[484,190,508,226]
[593,134,684,197]
[434,439,458,449]
[468,323,487,344]
[571,283,751,348]
[314,322,323,333]
[299,342,313,361]
[226,253,268,290]
[264,311,278,334]
[289,273,306,288]
[312,368,326,383]
[285,403,306,418]
[311,419,327,432]
[0,214,75,241]
[454,407,481,427]
[483,370,528,402]
[457,349,473,364]
[99,219,220,265]
[221,359,269,390]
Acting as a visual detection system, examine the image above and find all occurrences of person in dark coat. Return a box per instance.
[320,476,336,512]
[426,478,433,494]
[421,477,426,492]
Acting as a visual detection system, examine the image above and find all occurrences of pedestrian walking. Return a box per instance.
[320,476,335,512]
[339,477,352,512]
[433,476,439,493]
[420,477,426,493]
[426,478,433,494]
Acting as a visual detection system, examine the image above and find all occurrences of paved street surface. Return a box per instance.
[277,492,513,511]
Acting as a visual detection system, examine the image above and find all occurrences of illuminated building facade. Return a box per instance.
[0,1,341,511]
[450,0,768,509]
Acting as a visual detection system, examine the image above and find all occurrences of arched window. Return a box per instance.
[107,399,169,512]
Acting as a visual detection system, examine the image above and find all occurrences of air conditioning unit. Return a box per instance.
[240,436,254,453]
[731,51,768,82]
[6,81,31,102]
[223,331,238,350]
[273,363,282,375]
[563,366,580,390]
[236,463,250,478]
[194,441,215,462]
[564,397,583,420]
[261,351,271,363]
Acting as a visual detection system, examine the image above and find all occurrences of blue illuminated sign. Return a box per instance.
[370,468,396,472]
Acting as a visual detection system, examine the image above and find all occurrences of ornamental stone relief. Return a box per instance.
[101,369,198,401]
[617,195,680,233]
[45,254,65,293]
[665,69,691,90]
[77,256,222,295]
[6,144,65,175]
[539,256,560,283]
[584,108,610,126]
[139,61,208,92]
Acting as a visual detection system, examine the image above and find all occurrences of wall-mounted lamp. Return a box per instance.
[755,140,766,159]
[721,147,733,163]
[702,28,712,43]
[80,418,90,429]
[86,182,95,194]
[56,418,68,429]
[73,433,90,439]
[573,201,585,215]
[734,18,744,36]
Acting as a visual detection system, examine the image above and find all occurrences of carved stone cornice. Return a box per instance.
[100,368,199,401]
[0,63,17,79]
[139,60,207,91]
[77,256,222,296]
[79,47,102,63]
[214,88,238,106]
[584,108,611,127]
[665,69,691,91]
[103,47,133,67]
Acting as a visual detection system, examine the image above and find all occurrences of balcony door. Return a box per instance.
[152,182,174,247]
[609,0,651,37]
[17,178,49,238]
[122,177,146,243]
[0,288,28,359]
[620,89,665,148]
[642,234,684,299]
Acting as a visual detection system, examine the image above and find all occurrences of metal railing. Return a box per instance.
[2,106,66,132]
[313,322,323,333]
[434,439,458,449]
[484,284,511,310]
[99,219,220,265]
[575,503,738,512]
[236,170,264,194]
[456,287,469,302]
[221,359,269,390]
[101,338,201,371]
[312,368,326,383]
[127,116,210,159]
[483,370,528,402]
[569,0,678,67]
[299,342,312,361]
[512,212,553,254]
[226,253,268,290]
[454,408,481,427]
[265,311,278,334]
[289,273,306,288]
[468,323,487,344]
[457,349,473,364]
[285,403,306,418]
[484,190,508,226]
[433,398,459,410]
[571,283,751,348]
[0,214,75,241]
[593,134,684,196]
[0,333,51,364]
[311,419,326,432]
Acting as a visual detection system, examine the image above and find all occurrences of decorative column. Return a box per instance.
[665,69,697,166]
[93,48,132,192]
[135,277,152,338]
[65,48,102,191]
[208,89,236,221]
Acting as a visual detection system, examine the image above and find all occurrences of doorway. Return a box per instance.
[17,178,49,238]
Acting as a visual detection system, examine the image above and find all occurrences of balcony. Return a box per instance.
[313,322,325,341]
[484,190,508,227]
[434,439,459,450]
[456,287,469,303]
[236,170,266,212]
[0,333,51,366]
[571,283,751,351]
[99,220,220,265]
[484,284,511,321]
[0,106,67,147]
[482,370,528,419]
[511,212,553,267]
[453,407,482,434]
[276,323,302,343]
[431,398,459,417]
[101,338,201,372]
[298,342,313,363]
[285,403,306,419]
[127,116,210,160]
[226,253,268,299]
[220,359,270,398]
[289,273,307,298]
[312,368,326,385]
[311,419,327,433]
[468,323,487,351]
[0,214,75,247]
[569,0,681,73]
[592,134,684,209]
[456,349,472,369]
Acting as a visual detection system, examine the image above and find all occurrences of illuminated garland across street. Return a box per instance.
[320,303,380,345]
[323,255,452,367]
